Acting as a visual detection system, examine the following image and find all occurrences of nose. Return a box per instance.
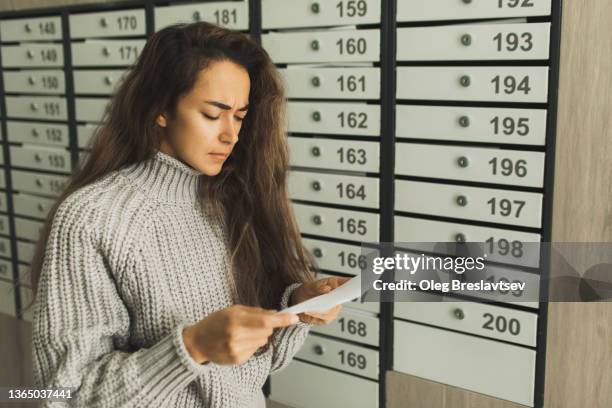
[219,115,240,146]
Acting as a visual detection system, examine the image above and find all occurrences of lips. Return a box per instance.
[209,152,229,159]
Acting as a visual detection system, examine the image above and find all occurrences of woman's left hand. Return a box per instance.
[290,277,351,325]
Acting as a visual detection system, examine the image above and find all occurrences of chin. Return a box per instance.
[200,164,224,177]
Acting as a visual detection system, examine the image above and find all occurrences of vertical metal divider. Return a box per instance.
[249,0,261,44]
[250,0,270,398]
[63,11,78,181]
[379,0,396,406]
[0,20,23,319]
[533,1,563,407]
[145,0,154,38]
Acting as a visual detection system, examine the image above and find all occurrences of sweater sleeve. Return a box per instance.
[269,283,311,373]
[32,199,211,407]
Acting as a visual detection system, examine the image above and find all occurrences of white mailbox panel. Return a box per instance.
[397,0,552,22]
[396,105,547,146]
[289,171,379,209]
[69,9,146,38]
[10,145,71,174]
[75,97,109,122]
[12,170,67,197]
[287,101,380,136]
[397,66,549,103]
[397,23,551,61]
[311,307,379,346]
[73,69,127,95]
[7,121,69,147]
[394,321,536,406]
[0,237,12,259]
[77,124,98,148]
[154,2,249,31]
[14,217,43,242]
[1,16,62,42]
[262,0,381,29]
[395,143,545,187]
[1,43,64,67]
[270,361,378,408]
[17,240,35,264]
[303,237,371,276]
[297,334,379,379]
[71,40,145,66]
[394,216,541,268]
[3,70,65,94]
[5,96,67,121]
[0,193,6,213]
[262,29,380,63]
[293,203,379,242]
[289,137,379,173]
[279,67,380,100]
[13,193,55,220]
[0,214,10,236]
[394,292,538,346]
[395,180,543,228]
[0,259,12,282]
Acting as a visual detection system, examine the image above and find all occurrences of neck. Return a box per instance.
[121,151,203,203]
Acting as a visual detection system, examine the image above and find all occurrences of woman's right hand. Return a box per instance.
[182,305,298,365]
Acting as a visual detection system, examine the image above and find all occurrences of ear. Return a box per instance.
[156,113,168,128]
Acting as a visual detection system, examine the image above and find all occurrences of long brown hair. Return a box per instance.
[30,22,314,309]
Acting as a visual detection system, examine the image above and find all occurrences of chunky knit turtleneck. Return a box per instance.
[32,151,309,408]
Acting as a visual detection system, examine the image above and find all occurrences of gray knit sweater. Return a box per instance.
[32,151,310,407]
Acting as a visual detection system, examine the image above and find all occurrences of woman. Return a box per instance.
[31,22,346,408]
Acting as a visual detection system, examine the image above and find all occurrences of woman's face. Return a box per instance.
[157,59,250,176]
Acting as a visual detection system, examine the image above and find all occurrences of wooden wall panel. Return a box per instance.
[386,372,528,408]
[545,0,612,407]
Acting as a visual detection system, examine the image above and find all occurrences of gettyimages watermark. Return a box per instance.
[352,242,612,303]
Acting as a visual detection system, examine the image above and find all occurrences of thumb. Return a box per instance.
[317,282,333,293]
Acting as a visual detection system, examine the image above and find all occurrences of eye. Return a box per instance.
[234,115,245,122]
[202,112,220,120]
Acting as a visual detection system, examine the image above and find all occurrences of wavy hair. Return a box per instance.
[30,22,314,310]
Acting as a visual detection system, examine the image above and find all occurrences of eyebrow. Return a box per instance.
[204,100,249,111]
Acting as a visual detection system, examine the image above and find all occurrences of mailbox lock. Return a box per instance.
[456,195,468,207]
[453,308,465,320]
[458,115,470,128]
[457,156,469,168]
[461,34,472,46]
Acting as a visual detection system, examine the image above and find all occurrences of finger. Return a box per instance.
[304,317,327,325]
[302,311,326,320]
[335,277,352,286]
[303,304,341,319]
[233,327,274,341]
[262,312,299,328]
[326,277,351,289]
